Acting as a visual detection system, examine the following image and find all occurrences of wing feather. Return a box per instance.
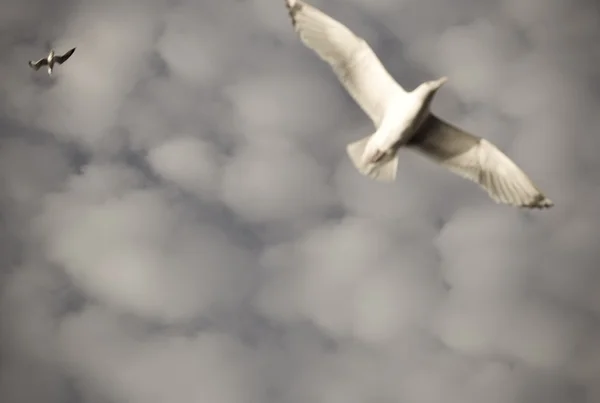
[408,115,553,209]
[285,0,404,127]
[55,47,76,64]
[28,58,47,70]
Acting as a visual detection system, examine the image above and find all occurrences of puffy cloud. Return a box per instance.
[147,135,222,199]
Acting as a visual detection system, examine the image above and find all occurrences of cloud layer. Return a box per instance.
[2,0,600,402]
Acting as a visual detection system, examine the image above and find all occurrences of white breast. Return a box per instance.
[369,94,428,152]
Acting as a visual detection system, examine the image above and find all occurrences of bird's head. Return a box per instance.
[49,49,55,58]
[413,76,448,104]
[420,76,447,93]
[429,76,448,89]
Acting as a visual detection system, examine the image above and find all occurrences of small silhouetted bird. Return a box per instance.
[28,47,76,76]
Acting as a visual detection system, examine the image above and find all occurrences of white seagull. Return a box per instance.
[28,47,76,76]
[285,0,553,209]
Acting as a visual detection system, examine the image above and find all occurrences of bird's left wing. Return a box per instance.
[285,0,405,127]
[28,58,47,70]
[408,115,553,209]
[55,47,76,64]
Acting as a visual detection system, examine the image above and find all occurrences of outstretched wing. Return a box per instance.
[285,0,405,127]
[55,47,76,64]
[408,115,553,209]
[28,58,48,70]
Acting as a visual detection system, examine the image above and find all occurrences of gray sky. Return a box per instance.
[1,0,600,402]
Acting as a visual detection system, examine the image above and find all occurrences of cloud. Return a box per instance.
[2,0,600,402]
[147,135,222,199]
[57,307,264,403]
[33,162,253,323]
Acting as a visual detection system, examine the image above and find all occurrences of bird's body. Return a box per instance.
[360,77,448,166]
[28,47,76,75]
[285,0,553,209]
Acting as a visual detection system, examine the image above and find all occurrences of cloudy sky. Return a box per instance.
[1,0,600,402]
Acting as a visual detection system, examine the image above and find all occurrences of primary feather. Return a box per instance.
[55,47,76,64]
[408,116,553,208]
[28,58,48,70]
[286,0,404,127]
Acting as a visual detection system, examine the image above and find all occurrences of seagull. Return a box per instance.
[285,0,553,209]
[28,47,76,76]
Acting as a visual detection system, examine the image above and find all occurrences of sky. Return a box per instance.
[1,0,600,402]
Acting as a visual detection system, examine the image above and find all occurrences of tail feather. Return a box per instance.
[346,136,370,171]
[346,136,398,182]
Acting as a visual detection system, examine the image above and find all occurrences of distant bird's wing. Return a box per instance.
[28,58,48,70]
[408,115,553,209]
[55,47,76,64]
[285,0,405,127]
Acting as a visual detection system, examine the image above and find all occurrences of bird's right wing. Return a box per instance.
[28,58,47,70]
[55,47,76,64]
[408,115,553,209]
[285,0,405,127]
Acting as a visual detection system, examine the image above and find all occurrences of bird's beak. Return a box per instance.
[435,76,448,86]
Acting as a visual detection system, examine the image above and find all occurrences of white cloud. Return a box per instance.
[147,135,222,198]
[220,139,335,223]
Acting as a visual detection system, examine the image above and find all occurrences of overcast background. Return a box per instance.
[1,0,600,402]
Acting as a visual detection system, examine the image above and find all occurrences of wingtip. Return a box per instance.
[522,194,554,209]
[285,0,302,26]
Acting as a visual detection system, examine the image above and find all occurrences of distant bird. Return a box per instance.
[28,47,76,76]
[285,0,553,209]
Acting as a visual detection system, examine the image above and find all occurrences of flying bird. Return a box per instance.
[28,47,76,76]
[285,0,553,209]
